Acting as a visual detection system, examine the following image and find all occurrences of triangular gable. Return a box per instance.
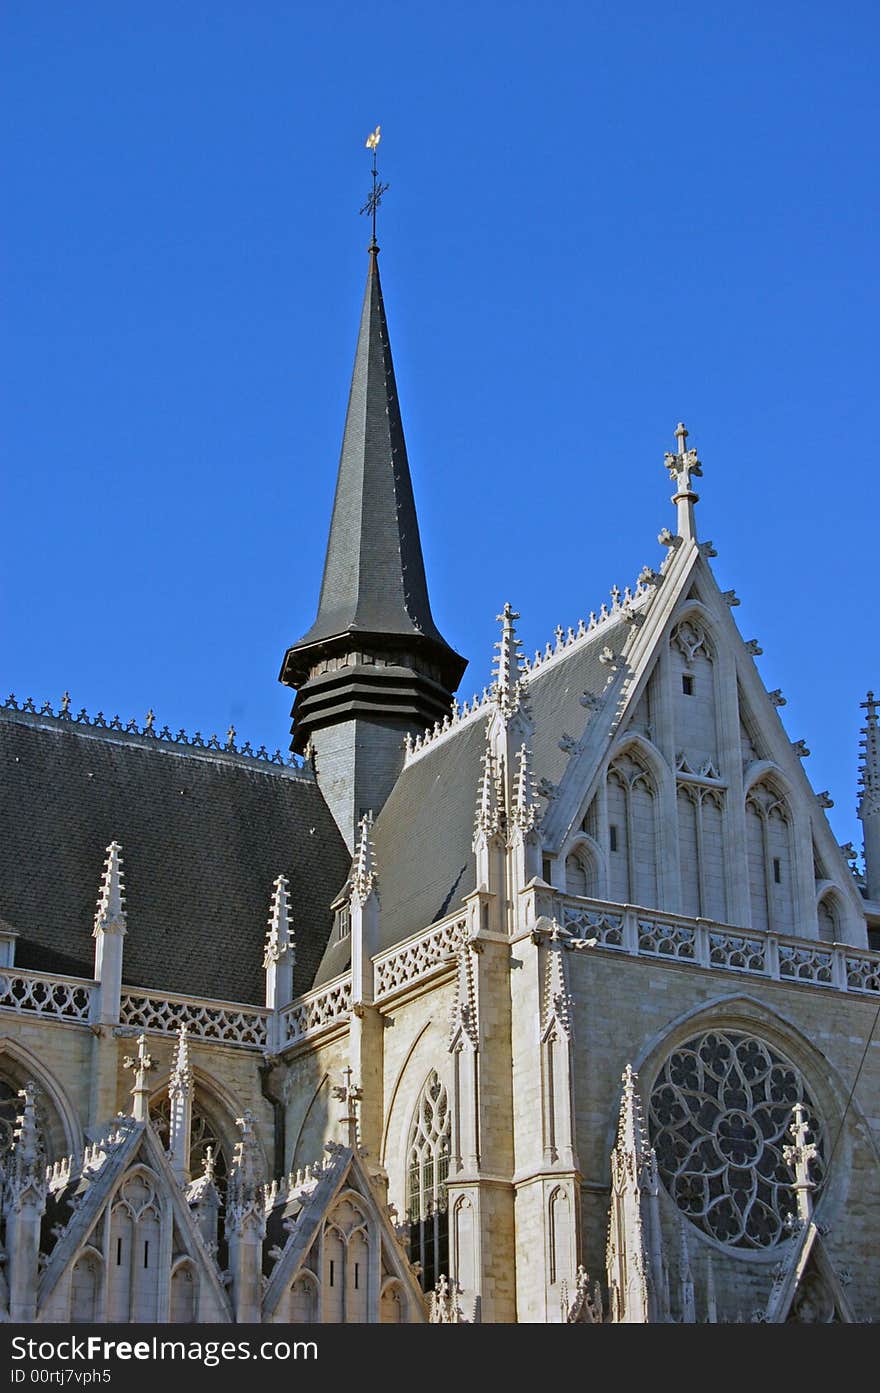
[538,540,864,926]
[261,1142,425,1322]
[37,1118,231,1322]
[764,1221,855,1323]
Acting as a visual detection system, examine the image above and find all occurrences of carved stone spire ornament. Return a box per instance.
[664,421,702,543]
[6,1083,46,1211]
[93,841,126,937]
[606,1064,665,1322]
[859,690,880,899]
[783,1103,819,1227]
[122,1033,155,1123]
[331,1066,363,1149]
[264,873,295,1031]
[492,603,527,720]
[351,813,377,907]
[92,840,128,1025]
[512,742,539,834]
[167,1026,193,1184]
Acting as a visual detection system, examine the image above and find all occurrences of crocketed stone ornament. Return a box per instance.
[648,1031,825,1250]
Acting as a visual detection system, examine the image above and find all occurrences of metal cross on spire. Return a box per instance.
[360,125,390,249]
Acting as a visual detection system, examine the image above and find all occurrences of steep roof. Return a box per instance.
[312,608,635,981]
[0,712,351,1003]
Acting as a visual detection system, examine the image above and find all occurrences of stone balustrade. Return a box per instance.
[558,894,880,996]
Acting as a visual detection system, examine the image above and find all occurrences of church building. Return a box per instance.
[1,206,878,1323]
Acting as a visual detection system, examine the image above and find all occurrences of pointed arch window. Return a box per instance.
[406,1071,451,1291]
[606,748,659,907]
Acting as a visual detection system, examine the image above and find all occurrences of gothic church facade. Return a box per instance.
[1,239,879,1324]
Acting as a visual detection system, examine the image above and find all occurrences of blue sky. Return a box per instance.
[2,2,877,855]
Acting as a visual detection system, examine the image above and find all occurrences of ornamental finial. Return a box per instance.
[664,421,703,543]
[360,125,390,250]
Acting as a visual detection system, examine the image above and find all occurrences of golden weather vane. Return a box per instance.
[360,125,390,248]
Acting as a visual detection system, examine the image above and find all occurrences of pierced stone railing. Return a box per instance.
[119,989,268,1048]
[0,968,94,1023]
[374,913,469,1001]
[559,895,880,999]
[281,975,352,1048]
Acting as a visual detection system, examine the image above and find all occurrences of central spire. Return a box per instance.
[279,147,466,846]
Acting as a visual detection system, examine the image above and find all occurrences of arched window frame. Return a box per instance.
[405,1071,451,1291]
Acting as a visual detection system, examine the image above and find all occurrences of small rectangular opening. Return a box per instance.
[116,1237,122,1267]
[609,825,619,852]
[329,1259,334,1288]
[682,673,694,696]
[143,1240,149,1269]
[354,1262,360,1290]
[542,856,553,883]
[773,858,781,884]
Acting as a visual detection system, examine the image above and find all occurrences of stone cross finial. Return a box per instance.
[331,1066,363,1149]
[783,1103,819,1226]
[664,421,703,543]
[123,1033,156,1122]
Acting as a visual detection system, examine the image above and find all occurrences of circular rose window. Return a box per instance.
[648,1031,825,1249]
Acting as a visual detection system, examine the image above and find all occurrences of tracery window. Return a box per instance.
[151,1095,230,1191]
[406,1071,451,1291]
[648,1030,824,1250]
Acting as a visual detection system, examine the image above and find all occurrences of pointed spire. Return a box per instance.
[474,743,501,842]
[859,690,880,899]
[93,840,126,937]
[783,1102,819,1227]
[263,874,294,969]
[167,1026,193,1184]
[280,246,467,752]
[606,1065,662,1323]
[227,1109,264,1205]
[449,941,480,1051]
[492,603,527,718]
[512,741,539,833]
[541,925,573,1041]
[664,422,702,543]
[351,813,377,905]
[614,1064,654,1176]
[122,1033,155,1123]
[8,1083,44,1198]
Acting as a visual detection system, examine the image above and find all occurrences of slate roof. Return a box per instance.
[280,249,465,689]
[313,614,632,980]
[0,712,351,1004]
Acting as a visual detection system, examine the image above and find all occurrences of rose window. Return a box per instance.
[648,1031,824,1249]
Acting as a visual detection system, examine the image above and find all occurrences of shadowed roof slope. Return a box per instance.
[0,713,351,1003]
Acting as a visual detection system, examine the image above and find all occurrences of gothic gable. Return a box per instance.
[36,1119,230,1323]
[261,1143,425,1324]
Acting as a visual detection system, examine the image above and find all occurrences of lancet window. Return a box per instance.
[406,1071,451,1291]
